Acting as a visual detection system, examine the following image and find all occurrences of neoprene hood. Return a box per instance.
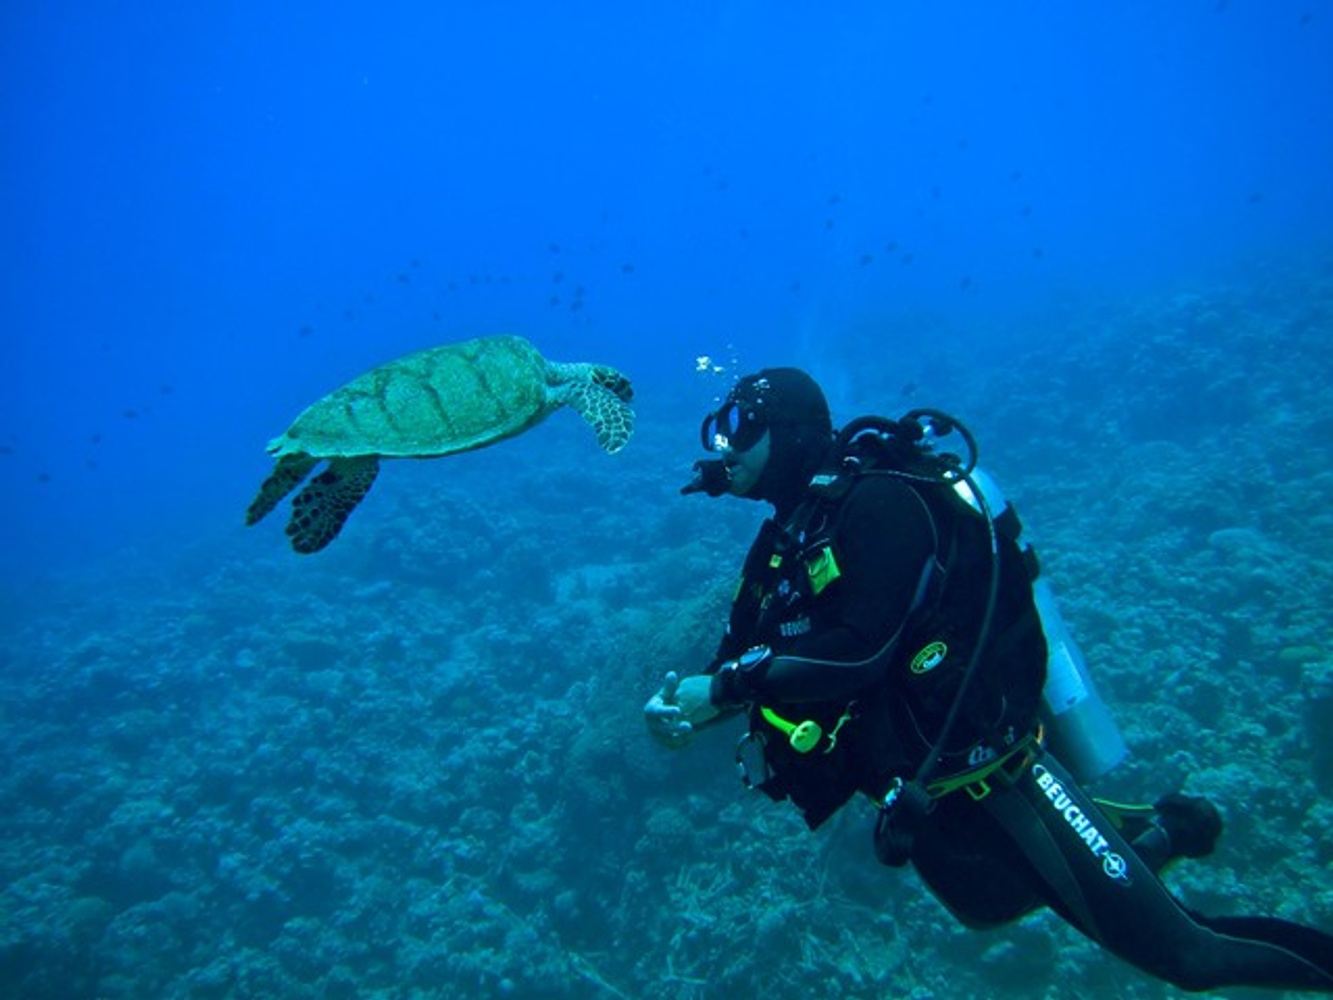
[728,367,833,511]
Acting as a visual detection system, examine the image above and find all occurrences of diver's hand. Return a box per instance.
[644,671,719,748]
[645,672,688,747]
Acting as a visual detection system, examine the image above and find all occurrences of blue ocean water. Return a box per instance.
[2,3,1331,997]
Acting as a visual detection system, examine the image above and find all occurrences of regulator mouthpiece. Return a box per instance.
[681,459,733,496]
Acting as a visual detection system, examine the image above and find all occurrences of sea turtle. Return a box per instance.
[246,334,634,553]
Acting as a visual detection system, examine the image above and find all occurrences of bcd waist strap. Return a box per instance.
[923,725,1044,802]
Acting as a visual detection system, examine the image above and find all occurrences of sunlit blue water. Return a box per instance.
[2,3,1330,997]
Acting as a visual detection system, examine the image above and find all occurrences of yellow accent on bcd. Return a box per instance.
[806,545,841,595]
[760,707,822,753]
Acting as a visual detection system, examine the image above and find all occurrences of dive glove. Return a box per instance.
[644,671,719,748]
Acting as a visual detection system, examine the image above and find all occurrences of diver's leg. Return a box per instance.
[1101,792,1223,873]
[983,754,1333,992]
[909,792,1043,930]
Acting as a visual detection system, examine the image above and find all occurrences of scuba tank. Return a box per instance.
[1032,578,1128,782]
[953,467,1128,784]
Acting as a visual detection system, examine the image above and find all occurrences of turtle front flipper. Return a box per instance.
[247,453,319,526]
[590,365,633,404]
[284,455,380,554]
[568,382,635,453]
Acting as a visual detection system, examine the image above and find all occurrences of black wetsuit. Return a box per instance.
[707,471,1333,992]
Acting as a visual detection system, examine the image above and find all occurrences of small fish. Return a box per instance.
[552,271,564,283]
[0,444,13,456]
[298,324,315,337]
[123,409,139,420]
[959,276,973,291]
[621,263,635,274]
[396,272,410,284]
[859,253,874,267]
[548,242,561,254]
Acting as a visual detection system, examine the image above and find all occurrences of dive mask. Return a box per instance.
[699,377,771,453]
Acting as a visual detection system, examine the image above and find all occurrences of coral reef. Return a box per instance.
[2,267,1332,998]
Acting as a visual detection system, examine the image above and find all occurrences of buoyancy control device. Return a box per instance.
[839,411,1128,867]
[835,412,1127,786]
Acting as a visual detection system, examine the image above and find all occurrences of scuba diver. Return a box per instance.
[644,367,1333,993]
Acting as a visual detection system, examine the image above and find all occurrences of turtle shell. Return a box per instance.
[269,335,551,459]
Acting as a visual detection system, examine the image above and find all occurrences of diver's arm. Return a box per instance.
[704,635,748,675]
[712,476,936,705]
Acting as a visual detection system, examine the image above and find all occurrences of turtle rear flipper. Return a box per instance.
[285,456,380,554]
[247,453,319,526]
[568,382,634,453]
